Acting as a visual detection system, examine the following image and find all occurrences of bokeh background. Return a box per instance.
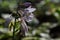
[0,0,60,40]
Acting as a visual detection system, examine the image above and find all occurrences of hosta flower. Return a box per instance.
[24,2,31,7]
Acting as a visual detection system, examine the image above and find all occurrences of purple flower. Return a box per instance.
[24,2,31,7]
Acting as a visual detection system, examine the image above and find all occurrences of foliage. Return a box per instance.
[0,0,60,40]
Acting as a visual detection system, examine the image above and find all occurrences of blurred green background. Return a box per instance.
[0,0,60,40]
